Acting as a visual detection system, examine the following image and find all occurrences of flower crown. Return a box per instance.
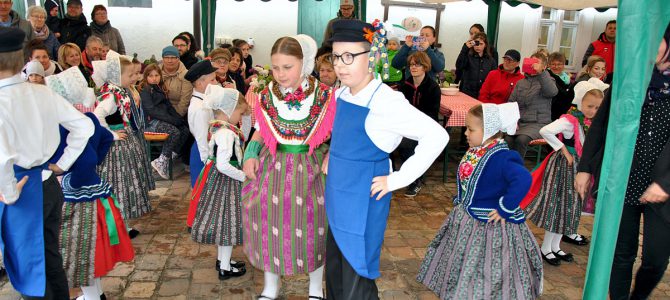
[364,19,390,81]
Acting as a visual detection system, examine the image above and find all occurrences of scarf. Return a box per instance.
[33,25,49,41]
[567,106,591,135]
[90,20,111,34]
[99,82,133,127]
[458,138,502,194]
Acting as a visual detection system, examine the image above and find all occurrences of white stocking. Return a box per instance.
[551,232,564,253]
[218,246,233,271]
[308,265,324,297]
[95,277,103,295]
[81,284,100,300]
[541,231,557,259]
[260,271,280,298]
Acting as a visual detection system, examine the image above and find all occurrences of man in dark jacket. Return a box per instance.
[59,0,91,51]
[0,1,34,44]
[173,35,198,70]
[321,0,356,48]
[582,20,616,75]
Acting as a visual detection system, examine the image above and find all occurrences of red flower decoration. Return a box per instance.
[459,163,474,178]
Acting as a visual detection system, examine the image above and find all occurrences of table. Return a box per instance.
[439,92,481,182]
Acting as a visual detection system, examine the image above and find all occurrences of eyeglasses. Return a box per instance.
[31,15,46,20]
[211,59,229,67]
[409,63,423,68]
[174,44,188,48]
[330,50,370,66]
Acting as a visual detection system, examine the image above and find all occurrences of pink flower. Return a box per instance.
[459,163,474,178]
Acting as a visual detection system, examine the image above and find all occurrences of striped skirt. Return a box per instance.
[191,161,243,246]
[524,151,582,234]
[417,205,543,300]
[241,146,328,276]
[60,196,134,287]
[98,132,153,220]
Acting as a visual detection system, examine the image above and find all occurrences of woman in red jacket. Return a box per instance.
[478,49,524,104]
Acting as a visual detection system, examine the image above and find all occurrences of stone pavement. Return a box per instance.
[1,158,670,299]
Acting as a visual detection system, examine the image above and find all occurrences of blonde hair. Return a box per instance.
[236,93,251,115]
[57,43,82,69]
[119,56,133,74]
[577,55,606,79]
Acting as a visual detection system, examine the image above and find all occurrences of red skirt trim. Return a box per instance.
[94,196,135,277]
[187,161,215,227]
[520,151,554,209]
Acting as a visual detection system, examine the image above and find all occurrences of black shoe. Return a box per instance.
[309,296,326,300]
[0,267,5,278]
[100,293,107,300]
[553,250,574,262]
[216,259,246,271]
[541,251,561,266]
[219,266,246,280]
[128,228,140,239]
[187,227,192,234]
[562,234,589,246]
[405,183,422,197]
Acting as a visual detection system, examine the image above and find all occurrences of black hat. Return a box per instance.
[503,49,521,62]
[45,0,59,12]
[184,60,217,82]
[0,28,26,53]
[329,19,374,43]
[67,0,82,7]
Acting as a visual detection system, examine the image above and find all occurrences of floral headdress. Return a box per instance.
[365,19,390,81]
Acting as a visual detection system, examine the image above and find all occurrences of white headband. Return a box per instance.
[204,85,240,118]
[45,66,96,108]
[573,77,609,110]
[482,102,520,144]
[292,34,317,77]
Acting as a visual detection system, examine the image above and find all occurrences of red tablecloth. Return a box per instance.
[440,92,481,127]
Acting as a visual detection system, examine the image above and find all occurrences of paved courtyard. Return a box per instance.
[1,156,669,299]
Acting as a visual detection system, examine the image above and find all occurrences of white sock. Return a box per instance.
[551,232,563,253]
[541,231,556,259]
[95,278,103,295]
[261,271,280,298]
[568,233,580,240]
[218,246,233,271]
[81,284,100,300]
[308,265,324,297]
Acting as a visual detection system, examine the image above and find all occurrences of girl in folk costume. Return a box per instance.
[241,34,335,300]
[521,78,609,266]
[190,85,250,280]
[93,51,155,238]
[417,103,543,300]
[45,67,134,300]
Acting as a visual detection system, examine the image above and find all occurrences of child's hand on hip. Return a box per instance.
[488,210,506,225]
[370,176,390,200]
[561,147,574,166]
[48,164,64,175]
[243,158,259,181]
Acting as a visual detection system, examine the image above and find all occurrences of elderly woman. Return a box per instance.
[504,50,558,157]
[90,5,125,54]
[27,5,60,59]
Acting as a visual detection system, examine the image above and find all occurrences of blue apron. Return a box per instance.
[325,83,391,279]
[189,95,206,187]
[0,165,46,297]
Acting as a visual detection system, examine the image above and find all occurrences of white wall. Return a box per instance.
[590,7,617,41]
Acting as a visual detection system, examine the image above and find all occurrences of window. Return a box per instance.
[537,7,579,67]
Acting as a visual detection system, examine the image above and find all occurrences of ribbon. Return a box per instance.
[101,195,121,245]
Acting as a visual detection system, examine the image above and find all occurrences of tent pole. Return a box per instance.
[193,0,202,51]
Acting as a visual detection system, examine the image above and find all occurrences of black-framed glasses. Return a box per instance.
[330,50,370,66]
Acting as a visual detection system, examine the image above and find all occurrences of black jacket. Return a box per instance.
[59,14,91,51]
[140,84,186,128]
[455,43,498,83]
[456,47,497,99]
[180,53,198,70]
[399,75,441,121]
[548,70,575,121]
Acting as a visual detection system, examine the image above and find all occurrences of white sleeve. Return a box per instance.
[0,118,19,204]
[191,109,211,163]
[93,96,120,140]
[382,98,450,191]
[53,94,94,171]
[215,131,246,182]
[539,118,573,151]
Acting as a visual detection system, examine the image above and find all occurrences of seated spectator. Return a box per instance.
[317,53,339,88]
[159,45,192,116]
[90,5,125,54]
[179,31,205,60]
[44,0,60,38]
[228,47,247,95]
[0,0,34,43]
[576,55,606,83]
[140,64,190,179]
[504,50,558,157]
[398,51,441,197]
[392,25,445,82]
[27,6,60,59]
[58,42,94,88]
[456,23,499,83]
[377,37,403,88]
[478,49,524,104]
[582,20,615,75]
[209,48,236,89]
[24,39,62,75]
[547,52,576,121]
[456,32,497,99]
[22,61,45,84]
[59,0,91,51]
[173,35,198,69]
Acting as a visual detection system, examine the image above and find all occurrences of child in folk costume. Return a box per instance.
[325,20,448,299]
[190,85,250,280]
[241,34,334,300]
[93,51,155,238]
[521,78,609,266]
[45,67,134,300]
[417,103,543,300]
[0,28,94,299]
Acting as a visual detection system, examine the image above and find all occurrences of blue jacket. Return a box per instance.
[391,45,445,82]
[456,147,531,223]
[43,32,61,60]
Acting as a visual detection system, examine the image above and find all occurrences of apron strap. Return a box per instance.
[364,83,384,108]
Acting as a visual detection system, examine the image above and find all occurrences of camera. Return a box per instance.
[474,40,480,46]
[412,36,426,51]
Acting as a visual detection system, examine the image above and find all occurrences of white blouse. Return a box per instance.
[539,117,585,151]
[188,91,214,163]
[211,128,246,182]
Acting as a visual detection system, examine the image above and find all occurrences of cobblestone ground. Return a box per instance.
[1,156,669,299]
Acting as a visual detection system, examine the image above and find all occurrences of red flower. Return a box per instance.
[266,106,278,118]
[459,163,474,178]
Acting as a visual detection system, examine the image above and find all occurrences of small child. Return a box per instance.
[22,61,46,84]
[190,85,249,280]
[377,37,403,88]
[45,67,134,300]
[521,78,609,266]
[93,51,155,238]
[417,102,543,300]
